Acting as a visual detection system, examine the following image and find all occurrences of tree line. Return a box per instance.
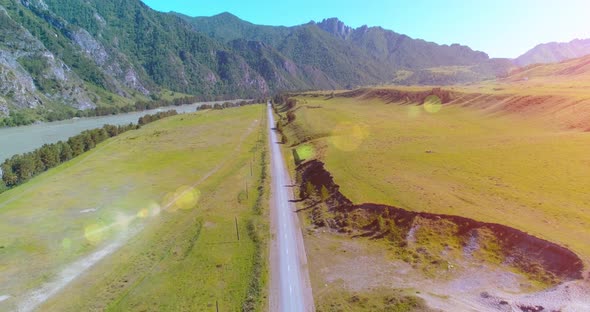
[0,95,265,128]
[196,100,259,111]
[0,110,178,191]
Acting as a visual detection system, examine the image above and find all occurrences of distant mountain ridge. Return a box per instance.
[316,17,352,40]
[0,0,513,124]
[506,53,590,82]
[182,12,512,86]
[515,39,590,66]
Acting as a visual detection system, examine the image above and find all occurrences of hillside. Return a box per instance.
[184,13,513,86]
[506,53,590,83]
[515,38,590,66]
[0,0,244,125]
[1,0,513,126]
[0,0,275,126]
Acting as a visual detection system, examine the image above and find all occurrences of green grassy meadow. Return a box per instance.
[0,105,269,311]
[283,94,590,265]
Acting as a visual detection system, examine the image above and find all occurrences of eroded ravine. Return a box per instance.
[296,159,587,311]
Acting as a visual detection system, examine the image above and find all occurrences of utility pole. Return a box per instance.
[216,300,219,312]
[235,216,240,241]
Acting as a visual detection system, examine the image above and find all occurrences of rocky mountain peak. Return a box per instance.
[317,17,352,40]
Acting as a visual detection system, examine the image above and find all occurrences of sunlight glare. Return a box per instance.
[84,223,106,245]
[423,95,442,114]
[329,122,370,151]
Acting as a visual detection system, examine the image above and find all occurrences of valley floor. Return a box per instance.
[275,88,590,311]
[0,105,269,311]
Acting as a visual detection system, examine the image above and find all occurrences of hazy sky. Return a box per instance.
[141,0,590,58]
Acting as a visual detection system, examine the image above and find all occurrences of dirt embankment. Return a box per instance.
[297,159,585,284]
[328,87,590,131]
[340,87,454,104]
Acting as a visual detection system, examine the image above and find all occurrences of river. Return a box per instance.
[0,100,244,164]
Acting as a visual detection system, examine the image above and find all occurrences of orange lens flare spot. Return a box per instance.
[137,208,149,218]
[329,122,370,151]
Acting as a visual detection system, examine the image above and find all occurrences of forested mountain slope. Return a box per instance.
[0,0,512,125]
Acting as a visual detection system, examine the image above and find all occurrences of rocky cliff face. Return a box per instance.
[0,4,94,114]
[69,28,150,97]
[317,18,353,40]
[0,0,274,121]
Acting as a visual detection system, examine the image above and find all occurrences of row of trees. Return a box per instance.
[1,95,266,128]
[196,100,259,111]
[272,94,288,105]
[1,110,178,190]
[63,96,214,120]
[270,94,296,144]
[138,110,178,125]
[271,94,296,108]
[0,111,36,127]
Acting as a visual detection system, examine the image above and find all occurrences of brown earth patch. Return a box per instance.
[297,159,584,285]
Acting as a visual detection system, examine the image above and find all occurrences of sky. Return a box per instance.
[141,0,590,58]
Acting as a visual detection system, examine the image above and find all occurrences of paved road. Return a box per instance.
[267,103,314,312]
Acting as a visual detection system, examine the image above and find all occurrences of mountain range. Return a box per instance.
[505,53,590,84]
[181,13,514,87]
[514,39,590,67]
[0,0,588,125]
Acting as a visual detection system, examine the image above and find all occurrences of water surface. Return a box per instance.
[0,100,242,163]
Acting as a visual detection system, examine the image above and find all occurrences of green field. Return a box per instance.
[0,105,269,311]
[282,93,590,266]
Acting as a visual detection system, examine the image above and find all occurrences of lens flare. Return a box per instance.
[137,208,149,218]
[329,122,370,151]
[147,201,161,217]
[423,95,442,114]
[84,223,106,245]
[162,186,200,212]
[295,144,315,161]
[175,186,200,210]
[115,213,134,230]
[61,238,72,250]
